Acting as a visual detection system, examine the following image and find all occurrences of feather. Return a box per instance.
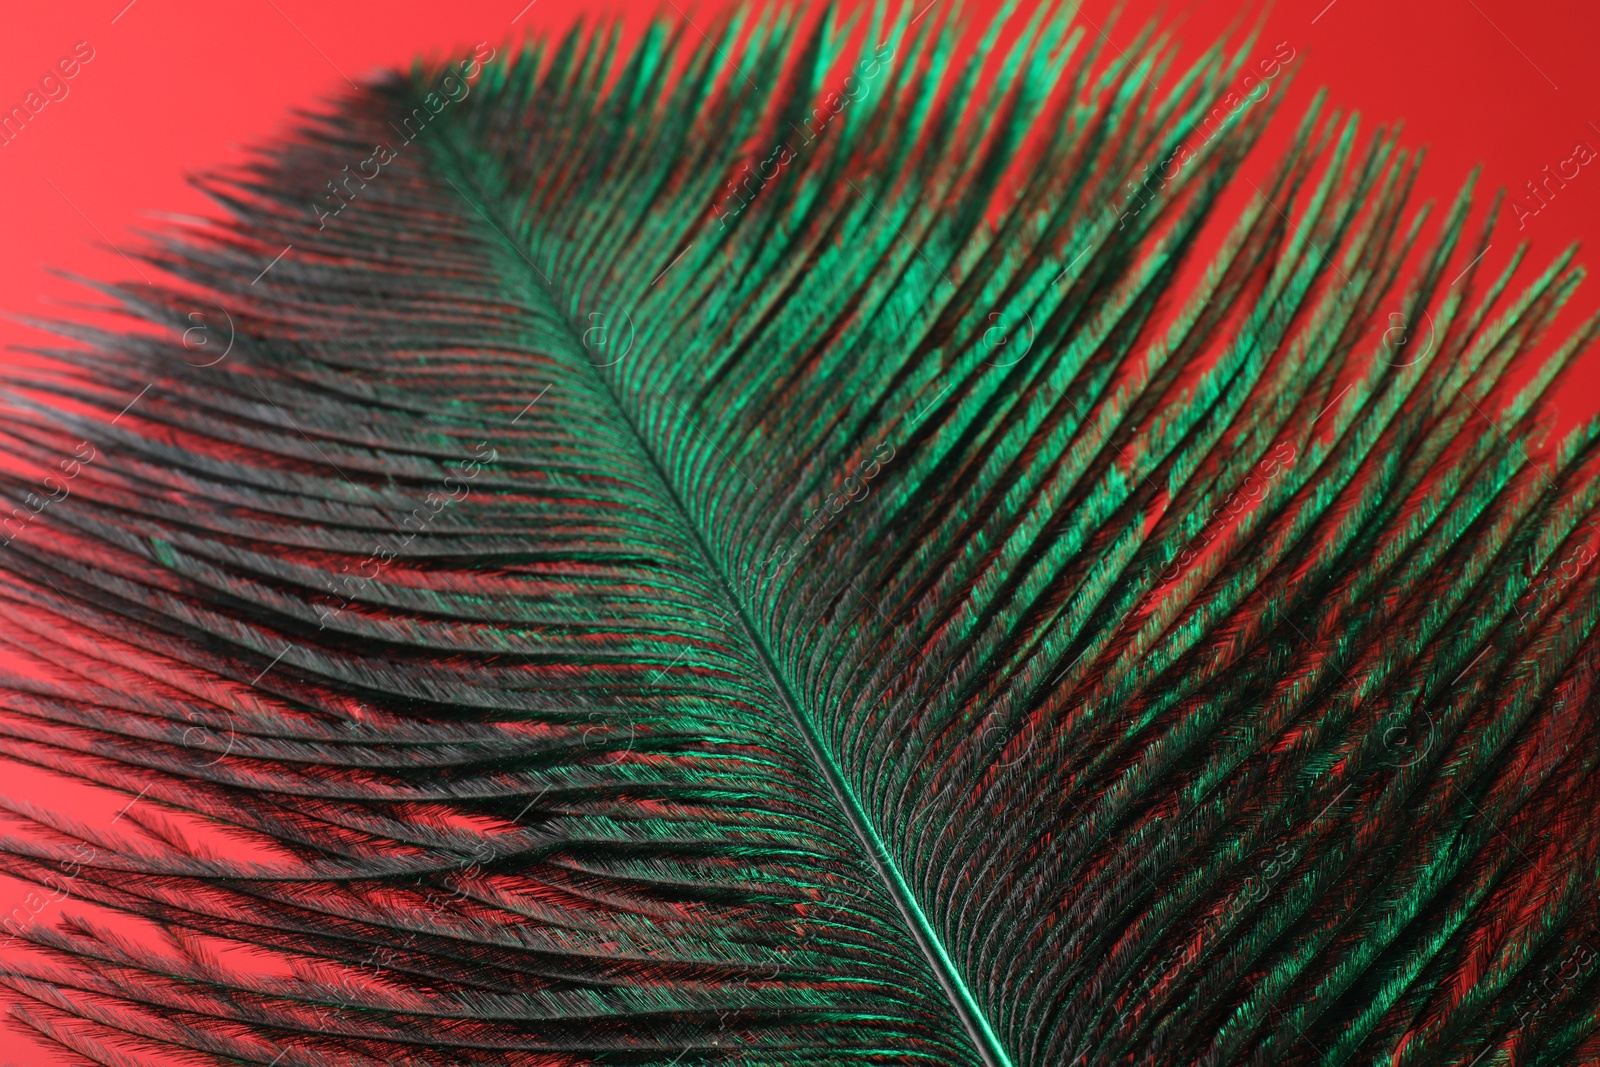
[0,5,1598,1065]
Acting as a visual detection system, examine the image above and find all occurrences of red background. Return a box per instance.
[0,0,1596,1062]
[3,0,1597,432]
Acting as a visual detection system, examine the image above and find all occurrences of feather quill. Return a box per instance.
[0,5,1596,1065]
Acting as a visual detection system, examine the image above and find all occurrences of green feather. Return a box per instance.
[0,6,1596,1066]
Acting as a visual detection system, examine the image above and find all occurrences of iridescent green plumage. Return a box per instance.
[0,4,1595,1065]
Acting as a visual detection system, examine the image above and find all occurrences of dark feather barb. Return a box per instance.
[0,3,1598,1065]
